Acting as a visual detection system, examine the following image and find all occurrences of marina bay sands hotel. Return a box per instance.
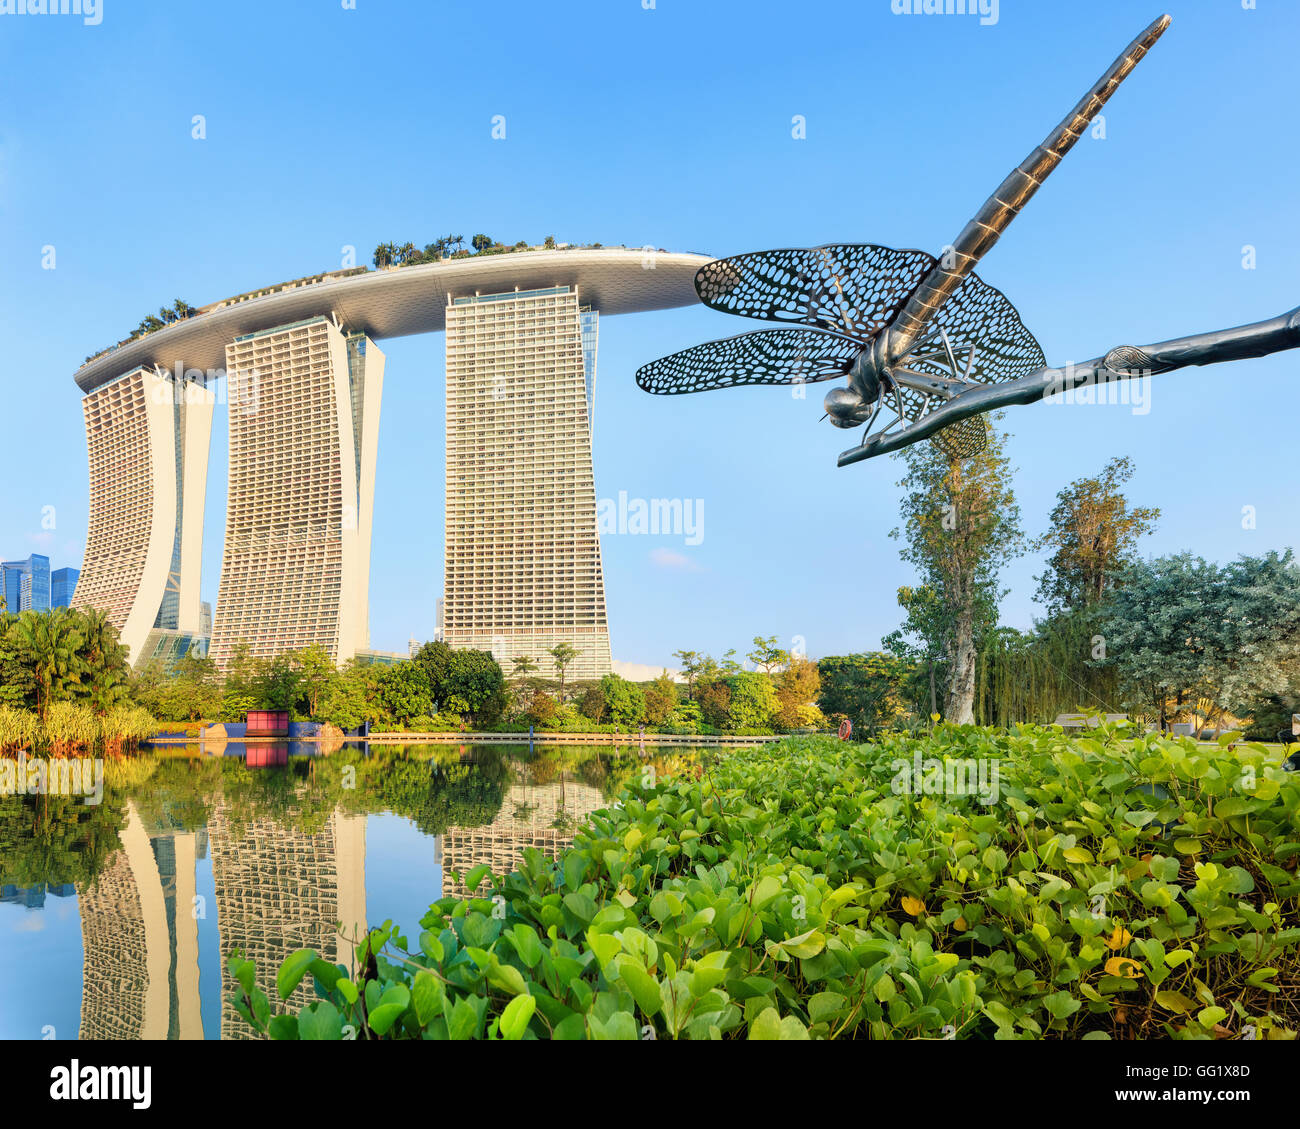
[71,249,709,682]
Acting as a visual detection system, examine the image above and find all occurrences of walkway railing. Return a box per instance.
[366,731,783,746]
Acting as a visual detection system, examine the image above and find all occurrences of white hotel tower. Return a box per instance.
[71,249,708,670]
[443,287,611,681]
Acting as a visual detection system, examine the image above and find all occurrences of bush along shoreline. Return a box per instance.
[227,728,1300,1040]
[0,703,155,756]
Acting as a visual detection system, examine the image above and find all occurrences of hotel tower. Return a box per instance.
[443,287,612,682]
[70,250,707,671]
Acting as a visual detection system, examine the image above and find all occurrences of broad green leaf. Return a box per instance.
[276,948,320,1001]
[500,993,537,1040]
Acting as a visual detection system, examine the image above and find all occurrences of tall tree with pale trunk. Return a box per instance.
[890,420,1022,724]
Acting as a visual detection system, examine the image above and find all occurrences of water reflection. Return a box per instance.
[0,743,702,1040]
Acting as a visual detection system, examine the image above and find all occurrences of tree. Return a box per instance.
[11,610,84,722]
[290,645,335,718]
[644,671,678,726]
[672,650,703,698]
[253,653,301,713]
[412,641,454,694]
[442,649,506,725]
[511,655,538,680]
[374,663,435,725]
[549,643,578,704]
[598,674,646,726]
[544,234,556,249]
[696,679,731,729]
[817,653,915,735]
[168,648,222,721]
[724,672,778,731]
[579,684,607,723]
[1032,456,1160,614]
[774,656,821,730]
[373,242,396,268]
[882,585,948,717]
[219,643,260,721]
[69,606,129,714]
[748,636,789,675]
[527,692,557,727]
[1097,551,1300,731]
[890,419,1023,724]
[472,234,493,253]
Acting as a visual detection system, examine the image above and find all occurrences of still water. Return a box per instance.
[0,742,705,1040]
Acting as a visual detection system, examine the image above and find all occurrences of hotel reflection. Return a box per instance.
[70,767,606,1039]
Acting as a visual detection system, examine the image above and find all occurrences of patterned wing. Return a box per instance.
[903,271,1045,387]
[636,327,860,395]
[930,416,990,460]
[695,245,936,340]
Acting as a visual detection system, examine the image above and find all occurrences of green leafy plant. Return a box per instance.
[228,729,1300,1040]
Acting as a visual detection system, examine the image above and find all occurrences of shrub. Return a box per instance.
[227,727,1300,1040]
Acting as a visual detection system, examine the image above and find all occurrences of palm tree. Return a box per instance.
[452,234,465,255]
[13,610,84,723]
[77,607,128,715]
[549,644,579,705]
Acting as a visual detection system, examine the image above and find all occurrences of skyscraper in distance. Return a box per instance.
[2,554,51,613]
[51,567,80,609]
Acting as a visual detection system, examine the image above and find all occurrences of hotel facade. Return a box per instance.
[70,250,707,672]
[443,287,612,681]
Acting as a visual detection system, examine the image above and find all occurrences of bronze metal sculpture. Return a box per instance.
[636,14,1300,464]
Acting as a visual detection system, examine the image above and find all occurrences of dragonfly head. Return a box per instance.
[827,336,891,428]
[824,386,870,428]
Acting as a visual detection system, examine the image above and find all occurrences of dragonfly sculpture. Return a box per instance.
[637,13,1300,465]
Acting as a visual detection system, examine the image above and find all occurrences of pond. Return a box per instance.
[0,742,708,1040]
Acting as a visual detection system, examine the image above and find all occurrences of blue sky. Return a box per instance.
[1,0,1297,669]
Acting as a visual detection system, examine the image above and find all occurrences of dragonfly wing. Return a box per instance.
[930,416,991,459]
[903,271,1045,385]
[636,327,860,395]
[695,244,936,339]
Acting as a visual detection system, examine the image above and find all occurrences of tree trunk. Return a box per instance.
[945,614,978,725]
[946,608,977,723]
[928,662,937,716]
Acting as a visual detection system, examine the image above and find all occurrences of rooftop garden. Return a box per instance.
[78,238,625,369]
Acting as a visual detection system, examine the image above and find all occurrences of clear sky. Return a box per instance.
[1,0,1296,669]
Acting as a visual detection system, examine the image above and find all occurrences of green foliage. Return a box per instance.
[817,653,916,736]
[890,420,1023,723]
[0,702,154,754]
[599,674,646,727]
[229,730,1300,1041]
[0,606,131,720]
[644,672,678,727]
[1097,551,1300,725]
[974,614,1119,728]
[1031,456,1160,616]
[722,671,777,732]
